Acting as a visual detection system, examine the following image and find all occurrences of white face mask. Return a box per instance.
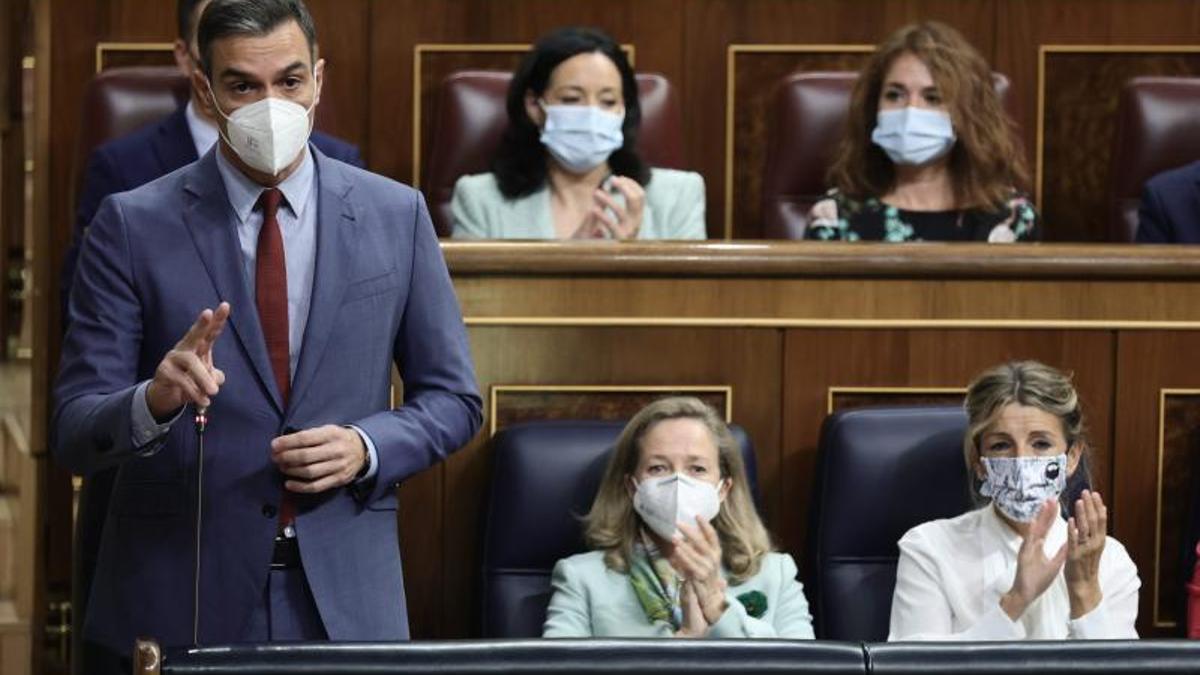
[980,454,1067,523]
[632,473,722,540]
[208,82,315,175]
[538,102,625,174]
[871,106,956,166]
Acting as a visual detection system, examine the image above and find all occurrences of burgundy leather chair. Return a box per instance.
[424,70,685,237]
[761,71,1010,239]
[1108,77,1200,242]
[73,66,191,197]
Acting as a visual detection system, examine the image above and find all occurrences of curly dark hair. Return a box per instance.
[493,26,650,199]
[828,21,1029,210]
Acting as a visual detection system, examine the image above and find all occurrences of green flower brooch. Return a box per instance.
[737,591,767,618]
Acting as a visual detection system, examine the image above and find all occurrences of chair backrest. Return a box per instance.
[865,640,1200,675]
[805,405,972,641]
[762,71,1011,239]
[480,419,759,638]
[1108,76,1200,242]
[425,70,685,236]
[152,639,870,674]
[147,637,1200,674]
[74,66,191,194]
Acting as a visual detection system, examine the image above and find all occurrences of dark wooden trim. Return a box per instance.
[442,241,1200,280]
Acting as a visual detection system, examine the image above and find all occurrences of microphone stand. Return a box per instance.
[192,404,208,646]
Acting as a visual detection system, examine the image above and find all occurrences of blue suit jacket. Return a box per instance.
[53,147,481,654]
[60,106,363,664]
[1137,160,1200,243]
[63,105,364,305]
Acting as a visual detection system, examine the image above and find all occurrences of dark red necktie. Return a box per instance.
[256,188,295,527]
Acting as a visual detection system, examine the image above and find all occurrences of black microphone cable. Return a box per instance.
[192,404,208,646]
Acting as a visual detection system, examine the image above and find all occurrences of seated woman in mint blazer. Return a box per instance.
[451,27,706,240]
[542,397,814,638]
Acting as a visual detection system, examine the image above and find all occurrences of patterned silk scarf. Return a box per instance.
[629,530,682,630]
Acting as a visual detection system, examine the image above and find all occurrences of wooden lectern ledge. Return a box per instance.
[441,240,1200,280]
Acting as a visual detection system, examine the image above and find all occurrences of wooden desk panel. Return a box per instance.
[417,241,1200,639]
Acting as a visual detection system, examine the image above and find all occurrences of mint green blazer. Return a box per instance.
[542,550,815,638]
[450,168,707,240]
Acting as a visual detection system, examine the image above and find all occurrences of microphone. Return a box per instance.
[192,403,210,645]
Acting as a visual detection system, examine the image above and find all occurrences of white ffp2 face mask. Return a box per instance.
[871,106,956,166]
[538,103,625,174]
[208,82,315,175]
[632,473,722,540]
[980,454,1067,523]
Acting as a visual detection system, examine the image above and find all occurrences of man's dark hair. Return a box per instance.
[177,0,207,41]
[197,0,317,78]
[493,26,650,199]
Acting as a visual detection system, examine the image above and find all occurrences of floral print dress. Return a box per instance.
[803,189,1039,242]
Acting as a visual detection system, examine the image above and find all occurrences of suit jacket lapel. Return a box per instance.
[153,107,201,175]
[182,151,284,414]
[288,149,357,417]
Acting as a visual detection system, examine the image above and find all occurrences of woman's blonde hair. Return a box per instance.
[827,21,1029,210]
[582,397,772,584]
[963,361,1090,506]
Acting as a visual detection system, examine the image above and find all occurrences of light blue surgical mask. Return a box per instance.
[538,102,624,174]
[871,107,956,166]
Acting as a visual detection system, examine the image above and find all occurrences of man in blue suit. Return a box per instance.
[62,4,365,674]
[53,0,481,671]
[1137,160,1200,243]
[64,9,360,667]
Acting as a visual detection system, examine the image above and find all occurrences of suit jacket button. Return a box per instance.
[262,504,277,519]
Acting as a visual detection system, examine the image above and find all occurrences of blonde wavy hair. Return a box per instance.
[582,397,772,584]
[963,360,1090,507]
[828,21,1029,210]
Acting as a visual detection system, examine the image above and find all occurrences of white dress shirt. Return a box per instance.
[889,505,1140,640]
[184,99,219,158]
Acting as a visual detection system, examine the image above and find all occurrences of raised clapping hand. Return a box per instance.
[670,516,728,637]
[1000,492,1107,621]
[1064,489,1107,618]
[572,176,645,240]
[146,303,230,420]
[270,425,368,494]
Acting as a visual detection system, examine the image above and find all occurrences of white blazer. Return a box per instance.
[450,168,707,240]
[889,505,1140,640]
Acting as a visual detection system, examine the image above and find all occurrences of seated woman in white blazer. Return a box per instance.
[889,361,1140,641]
[451,27,706,240]
[542,397,814,638]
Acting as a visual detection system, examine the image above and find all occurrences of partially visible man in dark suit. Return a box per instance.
[61,4,363,674]
[1137,160,1200,243]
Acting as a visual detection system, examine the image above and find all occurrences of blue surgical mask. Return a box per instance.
[871,107,956,166]
[538,102,624,174]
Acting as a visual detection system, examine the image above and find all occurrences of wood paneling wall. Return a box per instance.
[45,0,1200,260]
[440,241,1200,641]
[37,0,1200,649]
